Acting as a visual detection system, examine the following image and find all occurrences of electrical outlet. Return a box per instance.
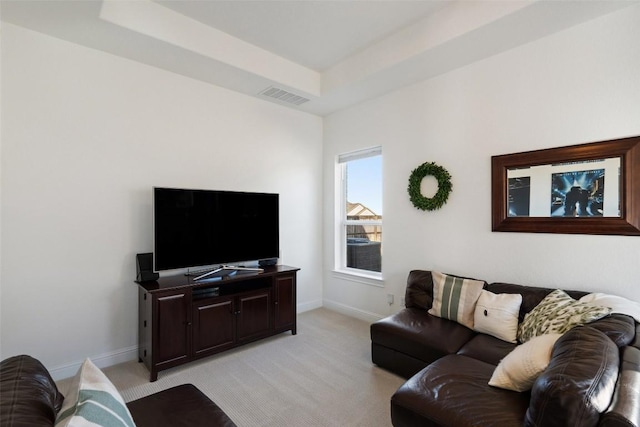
[387,294,394,305]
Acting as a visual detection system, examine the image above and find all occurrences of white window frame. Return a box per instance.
[334,147,383,284]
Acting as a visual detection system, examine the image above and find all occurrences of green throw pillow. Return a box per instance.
[55,358,136,427]
[428,271,485,329]
[517,289,611,343]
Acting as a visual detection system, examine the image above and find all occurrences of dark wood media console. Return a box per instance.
[136,265,299,381]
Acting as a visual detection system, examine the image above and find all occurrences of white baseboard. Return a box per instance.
[297,299,323,313]
[322,299,385,323]
[49,345,139,381]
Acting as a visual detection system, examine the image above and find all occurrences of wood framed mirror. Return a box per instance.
[491,135,640,235]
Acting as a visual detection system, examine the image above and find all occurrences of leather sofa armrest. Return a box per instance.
[526,327,619,427]
[599,346,640,427]
[0,355,64,427]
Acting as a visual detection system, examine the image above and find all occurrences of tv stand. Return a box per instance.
[136,265,298,381]
[192,265,263,281]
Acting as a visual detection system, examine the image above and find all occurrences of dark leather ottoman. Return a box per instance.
[127,383,236,427]
[391,355,529,427]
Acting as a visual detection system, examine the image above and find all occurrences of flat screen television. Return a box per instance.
[153,187,279,272]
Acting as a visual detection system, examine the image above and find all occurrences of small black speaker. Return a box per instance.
[258,258,278,267]
[136,253,159,282]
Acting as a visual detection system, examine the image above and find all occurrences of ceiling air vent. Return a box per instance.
[258,86,310,106]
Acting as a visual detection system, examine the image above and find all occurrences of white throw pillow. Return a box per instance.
[579,293,640,322]
[55,358,136,427]
[473,290,522,343]
[428,271,485,329]
[489,333,562,392]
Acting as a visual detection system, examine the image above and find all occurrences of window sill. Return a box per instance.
[331,269,384,288]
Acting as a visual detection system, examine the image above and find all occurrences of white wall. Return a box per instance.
[0,23,323,378]
[323,6,640,321]
[3,5,640,379]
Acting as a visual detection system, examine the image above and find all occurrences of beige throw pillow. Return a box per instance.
[473,290,522,343]
[489,333,562,392]
[428,271,484,329]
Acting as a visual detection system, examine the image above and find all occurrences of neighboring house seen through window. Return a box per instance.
[337,147,382,276]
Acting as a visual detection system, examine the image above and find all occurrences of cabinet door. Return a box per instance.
[274,274,297,334]
[154,290,191,368]
[193,296,235,357]
[237,289,272,342]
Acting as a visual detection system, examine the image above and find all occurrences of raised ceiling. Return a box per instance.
[156,0,450,72]
[1,0,635,116]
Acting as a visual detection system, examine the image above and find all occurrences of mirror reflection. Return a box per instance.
[507,157,621,218]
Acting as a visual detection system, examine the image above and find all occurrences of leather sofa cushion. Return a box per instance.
[127,384,236,427]
[457,334,517,366]
[405,270,436,310]
[486,282,587,323]
[589,314,636,347]
[0,355,64,427]
[391,354,529,427]
[525,326,620,427]
[371,308,475,364]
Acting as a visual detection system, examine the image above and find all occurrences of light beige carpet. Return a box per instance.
[58,308,405,427]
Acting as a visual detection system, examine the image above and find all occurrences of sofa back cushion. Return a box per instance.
[525,327,619,427]
[0,355,64,427]
[404,270,435,310]
[486,282,588,323]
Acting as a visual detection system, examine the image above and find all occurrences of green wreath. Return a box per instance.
[407,162,453,211]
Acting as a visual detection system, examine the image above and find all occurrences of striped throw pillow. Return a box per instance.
[428,271,485,329]
[55,358,135,427]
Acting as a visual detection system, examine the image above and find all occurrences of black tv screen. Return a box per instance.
[153,187,279,271]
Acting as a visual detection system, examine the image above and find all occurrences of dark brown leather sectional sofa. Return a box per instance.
[371,270,640,427]
[0,355,236,427]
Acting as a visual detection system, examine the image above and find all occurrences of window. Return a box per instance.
[336,147,382,276]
